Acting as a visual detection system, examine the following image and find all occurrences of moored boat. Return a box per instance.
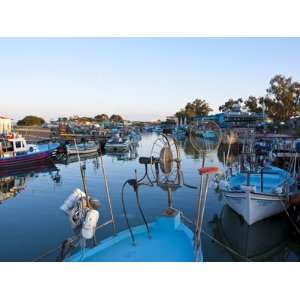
[202,129,218,140]
[104,134,130,152]
[66,141,99,155]
[0,133,59,168]
[221,166,296,225]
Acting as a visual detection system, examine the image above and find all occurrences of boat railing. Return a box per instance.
[194,166,220,261]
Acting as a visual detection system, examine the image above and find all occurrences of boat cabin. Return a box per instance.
[0,133,29,158]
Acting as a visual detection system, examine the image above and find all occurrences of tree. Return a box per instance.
[219,98,243,112]
[265,75,300,122]
[243,96,263,113]
[175,98,212,124]
[95,114,109,122]
[191,98,213,116]
[17,115,45,126]
[110,114,124,123]
[76,117,94,124]
[175,109,186,124]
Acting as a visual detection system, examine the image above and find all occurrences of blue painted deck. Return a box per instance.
[229,166,294,193]
[67,212,197,262]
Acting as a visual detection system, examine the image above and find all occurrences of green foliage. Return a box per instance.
[217,75,300,123]
[265,75,300,122]
[110,114,124,123]
[176,98,212,123]
[77,117,94,123]
[243,96,263,113]
[95,114,109,122]
[17,115,45,126]
[219,98,243,112]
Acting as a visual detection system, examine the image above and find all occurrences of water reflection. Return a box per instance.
[210,205,290,261]
[56,153,100,165]
[0,176,27,203]
[0,162,60,204]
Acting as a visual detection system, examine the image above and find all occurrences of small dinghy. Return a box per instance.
[104,134,130,152]
[56,134,219,262]
[67,141,99,155]
[221,166,296,225]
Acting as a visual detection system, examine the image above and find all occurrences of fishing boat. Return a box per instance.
[153,126,163,134]
[54,134,219,262]
[201,130,218,140]
[128,131,141,143]
[172,126,187,139]
[104,134,130,152]
[67,141,99,155]
[221,166,296,225]
[0,133,59,168]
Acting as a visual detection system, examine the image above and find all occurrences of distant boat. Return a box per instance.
[128,131,141,143]
[153,126,163,134]
[104,134,130,152]
[201,130,218,140]
[221,166,295,225]
[0,133,59,168]
[173,126,187,139]
[67,142,99,156]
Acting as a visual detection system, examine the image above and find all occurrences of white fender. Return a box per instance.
[81,209,99,239]
[60,188,86,213]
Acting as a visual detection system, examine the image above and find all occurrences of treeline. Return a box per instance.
[17,116,45,126]
[17,114,125,126]
[176,75,300,123]
[60,114,124,123]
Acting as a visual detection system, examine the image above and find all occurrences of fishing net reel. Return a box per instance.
[149,134,181,186]
[121,134,187,245]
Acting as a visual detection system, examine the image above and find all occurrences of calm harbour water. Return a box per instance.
[0,133,299,262]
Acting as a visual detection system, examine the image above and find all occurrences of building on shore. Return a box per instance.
[0,116,12,134]
[194,105,268,128]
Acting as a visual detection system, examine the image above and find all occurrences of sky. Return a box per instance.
[1,37,300,122]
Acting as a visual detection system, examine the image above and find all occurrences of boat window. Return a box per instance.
[15,141,22,148]
[3,142,13,152]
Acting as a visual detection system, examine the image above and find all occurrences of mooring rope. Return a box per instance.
[180,212,252,262]
[280,200,300,235]
[201,230,252,262]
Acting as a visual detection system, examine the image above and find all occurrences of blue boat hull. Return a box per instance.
[0,143,59,169]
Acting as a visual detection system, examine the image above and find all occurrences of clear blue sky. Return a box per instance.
[1,38,300,122]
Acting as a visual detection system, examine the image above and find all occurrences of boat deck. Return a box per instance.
[68,212,196,262]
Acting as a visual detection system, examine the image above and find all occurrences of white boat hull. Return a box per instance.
[67,147,99,155]
[223,190,288,225]
[104,143,129,152]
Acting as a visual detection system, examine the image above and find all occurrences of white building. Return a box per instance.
[0,116,12,134]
